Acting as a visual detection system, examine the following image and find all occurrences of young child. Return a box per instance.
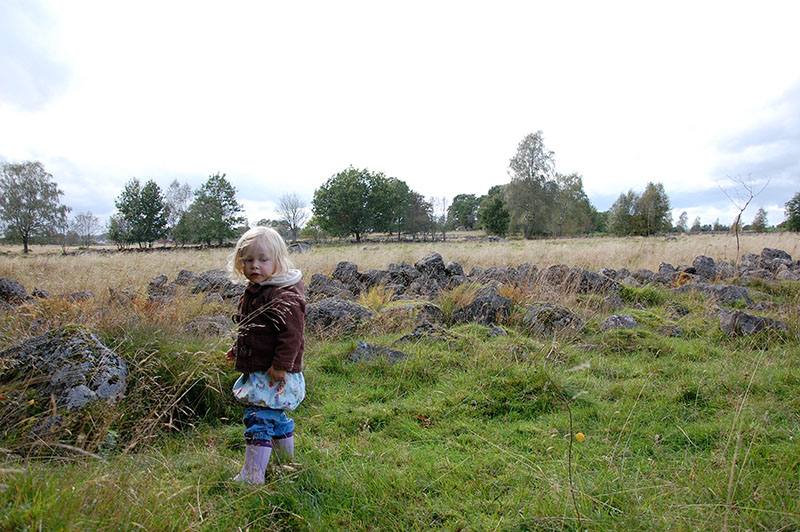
[226,226,306,485]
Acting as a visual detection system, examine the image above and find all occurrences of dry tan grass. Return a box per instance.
[1,232,798,297]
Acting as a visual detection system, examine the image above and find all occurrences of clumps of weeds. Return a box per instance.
[619,284,669,307]
[435,282,482,322]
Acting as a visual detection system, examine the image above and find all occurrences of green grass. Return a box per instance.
[2,284,799,531]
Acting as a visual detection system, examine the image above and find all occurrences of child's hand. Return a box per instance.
[267,366,287,385]
[225,348,235,362]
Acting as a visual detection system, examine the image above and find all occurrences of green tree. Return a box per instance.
[403,191,433,240]
[0,161,70,253]
[106,213,131,249]
[690,216,702,232]
[187,173,246,246]
[505,131,556,238]
[750,207,768,232]
[312,166,397,242]
[447,194,480,230]
[784,192,800,232]
[164,179,192,238]
[634,182,672,235]
[114,178,169,247]
[71,211,100,247]
[478,194,510,237]
[676,211,689,233]
[550,173,596,236]
[608,190,638,236]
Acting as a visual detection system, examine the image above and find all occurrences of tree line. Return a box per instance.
[2,136,800,252]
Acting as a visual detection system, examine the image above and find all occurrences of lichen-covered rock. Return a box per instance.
[672,283,753,305]
[717,307,789,336]
[288,242,312,254]
[148,274,178,302]
[761,248,791,262]
[473,266,521,287]
[359,269,388,288]
[523,302,585,337]
[692,255,717,281]
[386,262,422,290]
[349,342,409,364]
[488,325,508,337]
[665,301,690,319]
[415,252,449,285]
[185,316,232,336]
[564,267,619,295]
[658,323,685,337]
[394,320,458,346]
[599,314,638,331]
[0,278,27,305]
[192,270,230,293]
[630,269,656,285]
[175,269,197,286]
[60,290,95,303]
[0,325,127,411]
[539,264,570,286]
[307,273,354,301]
[332,261,365,295]
[452,287,512,325]
[775,267,800,281]
[220,281,246,300]
[407,276,445,299]
[305,297,373,333]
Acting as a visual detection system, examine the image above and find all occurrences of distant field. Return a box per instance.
[1,232,798,297]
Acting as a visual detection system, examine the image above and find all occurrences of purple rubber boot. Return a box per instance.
[272,435,294,462]
[233,443,272,485]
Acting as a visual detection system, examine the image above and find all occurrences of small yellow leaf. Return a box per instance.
[574,432,585,442]
[27,399,35,406]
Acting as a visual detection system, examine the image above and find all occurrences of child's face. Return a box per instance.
[241,243,274,284]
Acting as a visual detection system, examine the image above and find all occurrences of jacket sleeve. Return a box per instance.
[270,285,306,371]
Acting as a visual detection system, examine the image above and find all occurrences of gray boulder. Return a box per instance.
[349,342,409,364]
[0,325,127,411]
[192,270,230,293]
[539,264,570,287]
[148,274,178,302]
[672,283,753,305]
[332,261,365,295]
[288,242,312,254]
[692,255,717,281]
[473,266,521,287]
[386,262,422,290]
[359,269,389,288]
[717,307,789,336]
[599,314,638,331]
[308,273,354,301]
[0,278,27,305]
[564,267,619,295]
[452,287,512,325]
[415,252,449,285]
[305,297,374,333]
[175,270,197,286]
[394,320,458,346]
[220,281,246,300]
[523,302,585,337]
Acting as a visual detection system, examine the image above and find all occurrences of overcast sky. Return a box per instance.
[1,0,798,229]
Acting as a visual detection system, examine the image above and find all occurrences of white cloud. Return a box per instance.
[1,0,799,227]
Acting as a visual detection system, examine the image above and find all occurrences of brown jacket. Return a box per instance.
[233,281,306,374]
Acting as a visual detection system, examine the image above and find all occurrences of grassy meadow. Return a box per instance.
[1,233,799,531]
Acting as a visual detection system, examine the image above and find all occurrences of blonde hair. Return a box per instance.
[229,226,294,282]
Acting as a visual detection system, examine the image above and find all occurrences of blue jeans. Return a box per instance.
[243,406,294,444]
